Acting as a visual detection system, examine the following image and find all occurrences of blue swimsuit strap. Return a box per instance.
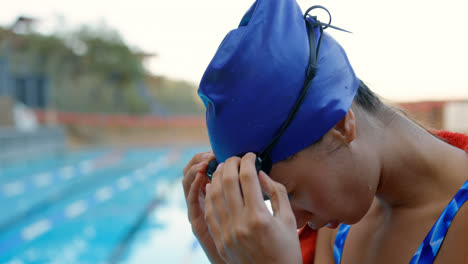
[333,179,468,264]
[333,224,351,263]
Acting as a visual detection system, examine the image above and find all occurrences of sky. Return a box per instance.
[1,0,467,102]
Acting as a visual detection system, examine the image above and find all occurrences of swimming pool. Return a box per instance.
[0,147,211,264]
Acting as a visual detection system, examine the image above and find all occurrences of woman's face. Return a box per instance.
[268,130,380,229]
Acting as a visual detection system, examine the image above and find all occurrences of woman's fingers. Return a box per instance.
[238,153,267,210]
[258,171,296,226]
[205,183,228,262]
[213,157,275,264]
[186,172,205,221]
[222,157,244,217]
[200,154,301,264]
[183,151,213,175]
[182,151,214,197]
[182,161,209,198]
[210,163,231,229]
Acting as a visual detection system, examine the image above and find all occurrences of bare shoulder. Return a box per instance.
[434,200,468,264]
[313,225,339,264]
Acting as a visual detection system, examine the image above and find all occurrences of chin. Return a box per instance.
[297,222,308,229]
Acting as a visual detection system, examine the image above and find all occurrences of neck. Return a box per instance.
[374,111,468,210]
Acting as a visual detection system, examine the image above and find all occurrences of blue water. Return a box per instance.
[0,147,211,264]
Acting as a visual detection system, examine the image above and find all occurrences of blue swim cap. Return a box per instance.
[198,0,360,164]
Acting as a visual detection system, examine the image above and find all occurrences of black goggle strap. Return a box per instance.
[258,6,351,161]
[259,8,319,159]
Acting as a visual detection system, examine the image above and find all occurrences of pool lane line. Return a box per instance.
[0,152,169,258]
[0,150,122,199]
[0,150,104,183]
[107,149,181,264]
[0,151,174,259]
[0,150,126,235]
[0,150,104,179]
[0,151,127,236]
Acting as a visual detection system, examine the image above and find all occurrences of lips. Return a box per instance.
[307,221,319,230]
[326,220,340,229]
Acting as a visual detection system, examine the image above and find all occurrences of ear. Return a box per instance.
[330,109,356,145]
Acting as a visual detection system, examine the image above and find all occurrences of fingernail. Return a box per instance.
[217,162,224,170]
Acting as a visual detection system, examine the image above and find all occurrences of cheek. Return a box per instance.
[291,167,339,216]
[298,163,375,224]
[335,151,379,224]
[332,169,376,224]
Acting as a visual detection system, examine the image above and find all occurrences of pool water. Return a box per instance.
[0,147,211,264]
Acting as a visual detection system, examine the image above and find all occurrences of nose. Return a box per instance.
[291,206,327,229]
[291,207,312,229]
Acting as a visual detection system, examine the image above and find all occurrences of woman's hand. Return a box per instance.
[182,151,226,264]
[204,153,302,264]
